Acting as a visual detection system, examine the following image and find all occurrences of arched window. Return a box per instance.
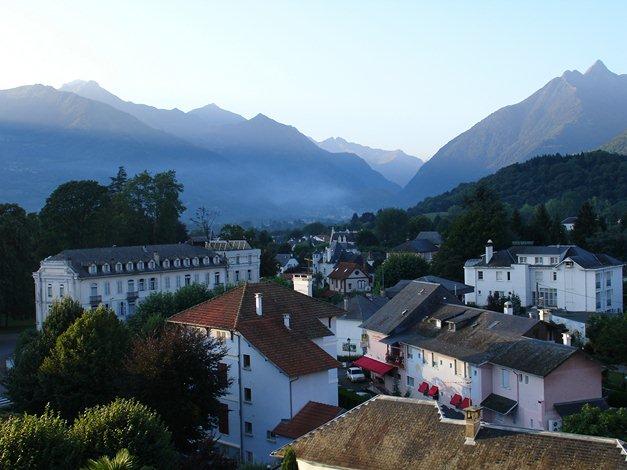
[148,260,156,269]
[163,259,171,268]
[192,257,199,266]
[115,262,123,272]
[174,258,181,268]
[183,258,190,267]
[214,256,221,265]
[126,262,134,271]
[102,263,110,273]
[137,261,145,270]
[89,264,98,274]
[203,256,210,266]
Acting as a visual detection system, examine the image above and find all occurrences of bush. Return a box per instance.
[281,446,298,470]
[71,398,178,469]
[562,403,627,440]
[0,407,81,469]
[338,388,369,410]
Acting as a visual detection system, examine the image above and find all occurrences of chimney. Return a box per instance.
[562,332,572,346]
[153,251,160,264]
[255,293,263,316]
[283,313,291,330]
[538,308,552,323]
[293,274,313,297]
[503,301,513,315]
[464,405,482,445]
[485,240,494,263]
[343,297,349,311]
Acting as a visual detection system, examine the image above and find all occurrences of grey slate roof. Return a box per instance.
[490,337,579,376]
[416,231,442,245]
[562,216,578,224]
[554,398,609,418]
[275,253,296,267]
[416,276,474,296]
[466,244,624,269]
[47,244,224,278]
[361,281,460,335]
[337,295,388,322]
[391,238,439,254]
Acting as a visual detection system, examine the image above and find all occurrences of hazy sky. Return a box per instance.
[1,1,626,157]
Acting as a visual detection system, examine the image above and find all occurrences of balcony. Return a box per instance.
[385,352,405,369]
[89,295,102,306]
[126,291,139,301]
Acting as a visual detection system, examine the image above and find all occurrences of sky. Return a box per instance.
[1,1,626,158]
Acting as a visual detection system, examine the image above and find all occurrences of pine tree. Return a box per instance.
[572,201,599,247]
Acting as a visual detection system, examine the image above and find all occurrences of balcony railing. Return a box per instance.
[385,353,404,369]
[126,291,139,301]
[89,295,102,306]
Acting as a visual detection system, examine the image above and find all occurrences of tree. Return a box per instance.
[281,447,298,470]
[510,208,527,240]
[125,326,229,451]
[0,407,82,470]
[562,404,627,440]
[375,208,409,247]
[0,203,38,326]
[39,306,130,418]
[585,314,627,365]
[108,167,128,194]
[572,201,599,248]
[377,254,430,289]
[82,449,135,470]
[39,180,112,255]
[432,186,510,280]
[260,246,280,277]
[407,215,432,239]
[71,398,177,469]
[302,222,326,236]
[191,206,219,240]
[220,224,246,240]
[530,204,552,245]
[355,229,379,250]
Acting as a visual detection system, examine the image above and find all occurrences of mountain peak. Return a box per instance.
[585,59,610,75]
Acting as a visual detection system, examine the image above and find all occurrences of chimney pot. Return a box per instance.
[539,308,552,323]
[464,405,482,445]
[255,293,263,316]
[503,301,513,315]
[283,313,291,330]
[293,274,313,297]
[485,240,494,263]
[562,332,572,346]
[343,296,349,311]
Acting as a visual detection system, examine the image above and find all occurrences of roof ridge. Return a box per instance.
[167,285,240,328]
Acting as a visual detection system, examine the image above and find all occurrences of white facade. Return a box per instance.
[211,319,338,465]
[464,247,623,313]
[335,317,365,357]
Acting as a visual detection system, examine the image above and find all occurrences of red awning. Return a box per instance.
[428,385,439,397]
[460,397,471,409]
[418,381,429,394]
[353,356,395,376]
[450,394,462,406]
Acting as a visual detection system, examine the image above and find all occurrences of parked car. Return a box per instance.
[346,367,366,382]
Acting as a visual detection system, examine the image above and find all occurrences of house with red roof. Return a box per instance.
[168,281,344,465]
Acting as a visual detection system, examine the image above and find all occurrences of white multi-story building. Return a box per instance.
[168,280,343,465]
[464,241,623,313]
[33,242,261,330]
[204,240,262,285]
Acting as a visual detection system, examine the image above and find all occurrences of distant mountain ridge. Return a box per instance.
[317,137,423,186]
[0,82,399,222]
[602,129,627,155]
[400,60,627,206]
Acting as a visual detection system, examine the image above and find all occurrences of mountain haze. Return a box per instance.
[400,60,627,205]
[317,136,423,186]
[602,129,627,155]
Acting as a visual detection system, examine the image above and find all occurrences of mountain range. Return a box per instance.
[0,82,398,221]
[399,60,627,205]
[316,137,423,186]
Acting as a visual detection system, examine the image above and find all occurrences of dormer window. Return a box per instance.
[89,264,98,275]
[518,256,527,264]
[137,261,145,270]
[102,263,110,273]
[192,257,199,266]
[163,259,171,268]
[214,256,220,264]
[174,258,181,268]
[183,258,190,267]
[126,262,134,272]
[148,260,156,269]
[203,256,210,266]
[115,262,123,273]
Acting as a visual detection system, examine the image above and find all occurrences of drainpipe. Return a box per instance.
[289,375,300,418]
[237,334,244,462]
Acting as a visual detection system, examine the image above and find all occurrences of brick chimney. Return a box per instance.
[485,240,494,263]
[283,313,291,330]
[562,332,572,346]
[464,405,483,445]
[293,274,313,297]
[538,308,551,323]
[255,293,263,316]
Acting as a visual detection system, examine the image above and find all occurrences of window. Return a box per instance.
[519,256,527,263]
[525,375,529,384]
[236,256,240,264]
[102,263,110,273]
[244,421,253,436]
[192,257,199,266]
[149,278,157,290]
[176,276,181,288]
[128,280,135,292]
[550,256,558,264]
[148,260,155,269]
[214,256,220,265]
[116,262,123,272]
[218,403,229,435]
[119,302,126,317]
[247,269,252,281]
[245,452,253,463]
[183,258,190,267]
[218,363,228,387]
[117,281,123,294]
[501,369,510,389]
[194,273,199,284]
[165,277,170,289]
[243,354,251,369]
[138,279,146,291]
[606,276,612,287]
[477,271,484,280]
[137,261,144,270]
[607,290,612,307]
[59,284,65,298]
[406,376,415,387]
[215,330,227,342]
[163,259,170,268]
[104,282,110,296]
[534,270,544,282]
[552,271,557,281]
[126,262,134,272]
[595,273,601,289]
[235,271,240,282]
[533,287,557,307]
[184,274,191,286]
[203,256,210,266]
[89,264,97,274]
[248,254,252,264]
[90,283,98,297]
[596,292,601,309]
[496,271,503,281]
[244,387,252,402]
[214,272,221,286]
[406,346,413,359]
[507,271,511,281]
[534,257,543,264]
[47,284,53,298]
[174,259,181,268]
[266,430,277,442]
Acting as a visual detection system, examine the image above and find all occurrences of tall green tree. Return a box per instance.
[375,208,409,247]
[377,253,430,289]
[0,203,38,326]
[39,306,130,418]
[562,404,627,440]
[39,180,112,256]
[510,208,526,240]
[125,326,229,451]
[530,204,552,244]
[572,201,600,248]
[585,313,627,365]
[432,186,510,280]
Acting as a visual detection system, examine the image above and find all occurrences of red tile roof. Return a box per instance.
[328,262,369,281]
[168,282,343,377]
[273,401,344,439]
